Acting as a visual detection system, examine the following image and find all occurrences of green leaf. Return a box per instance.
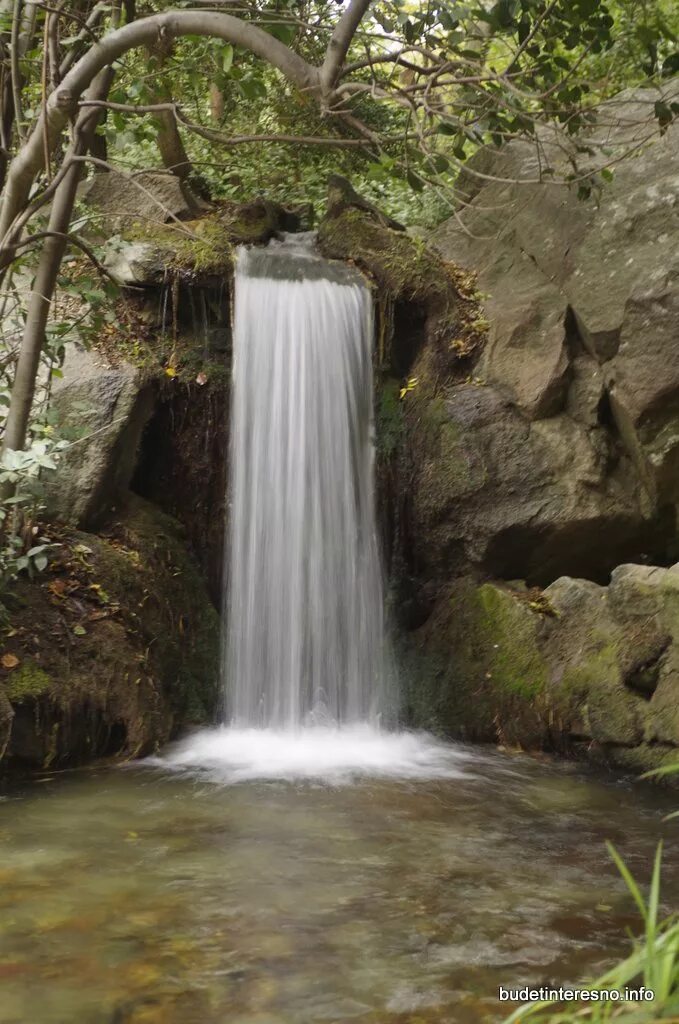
[73,625,87,636]
[222,44,233,73]
[406,170,423,192]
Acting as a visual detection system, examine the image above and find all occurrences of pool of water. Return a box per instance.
[1,733,677,1024]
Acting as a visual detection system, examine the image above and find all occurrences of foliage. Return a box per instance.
[0,0,677,464]
[0,435,66,591]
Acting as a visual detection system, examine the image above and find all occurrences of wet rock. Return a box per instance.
[401,577,548,746]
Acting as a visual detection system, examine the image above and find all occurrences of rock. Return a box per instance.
[42,346,157,527]
[0,690,12,760]
[0,495,220,771]
[318,200,485,368]
[83,170,205,230]
[102,198,306,287]
[132,376,230,605]
[104,240,167,287]
[402,88,679,595]
[400,577,548,747]
[402,379,662,588]
[404,564,679,775]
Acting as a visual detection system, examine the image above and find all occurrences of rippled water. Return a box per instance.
[1,737,677,1024]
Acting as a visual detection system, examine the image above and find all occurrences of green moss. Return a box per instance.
[557,639,645,746]
[123,218,235,276]
[96,496,221,723]
[474,584,547,699]
[561,642,618,701]
[318,208,447,300]
[376,379,403,458]
[317,206,487,371]
[399,579,548,746]
[6,662,53,702]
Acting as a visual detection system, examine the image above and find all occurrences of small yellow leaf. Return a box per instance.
[165,366,177,378]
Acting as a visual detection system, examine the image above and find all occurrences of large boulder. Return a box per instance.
[403,564,679,775]
[399,89,679,598]
[0,496,220,770]
[401,378,663,591]
[83,170,205,230]
[431,88,679,521]
[42,345,157,527]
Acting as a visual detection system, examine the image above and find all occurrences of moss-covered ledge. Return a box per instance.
[106,196,311,287]
[317,178,486,375]
[0,495,220,771]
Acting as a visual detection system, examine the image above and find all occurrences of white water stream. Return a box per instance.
[156,234,470,782]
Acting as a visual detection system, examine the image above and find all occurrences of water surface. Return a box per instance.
[1,736,677,1024]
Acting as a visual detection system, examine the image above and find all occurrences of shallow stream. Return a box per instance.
[1,732,677,1024]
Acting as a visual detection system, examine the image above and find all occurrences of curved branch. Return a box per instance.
[0,9,320,251]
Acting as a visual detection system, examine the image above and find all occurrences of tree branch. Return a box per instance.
[320,0,372,95]
[0,9,321,258]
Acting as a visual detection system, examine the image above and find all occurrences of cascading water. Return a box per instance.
[224,234,386,730]
[155,233,469,781]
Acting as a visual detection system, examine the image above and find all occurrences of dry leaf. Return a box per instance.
[1,654,19,670]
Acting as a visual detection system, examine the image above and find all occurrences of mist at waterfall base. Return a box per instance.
[155,235,464,784]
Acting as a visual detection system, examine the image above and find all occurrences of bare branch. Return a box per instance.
[320,0,372,96]
[79,99,373,148]
[10,0,25,141]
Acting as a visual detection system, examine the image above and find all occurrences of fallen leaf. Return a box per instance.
[165,366,177,378]
[196,371,208,386]
[73,625,87,636]
[1,654,19,669]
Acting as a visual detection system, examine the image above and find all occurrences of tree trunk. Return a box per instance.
[156,107,192,181]
[1,69,113,457]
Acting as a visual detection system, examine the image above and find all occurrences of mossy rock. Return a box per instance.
[400,578,548,746]
[5,662,53,702]
[115,197,301,283]
[0,495,220,771]
[318,202,486,376]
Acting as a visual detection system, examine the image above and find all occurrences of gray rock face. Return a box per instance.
[423,88,679,583]
[83,170,204,229]
[103,240,167,288]
[43,346,157,527]
[404,379,662,587]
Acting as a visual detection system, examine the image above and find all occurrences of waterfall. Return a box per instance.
[223,234,387,729]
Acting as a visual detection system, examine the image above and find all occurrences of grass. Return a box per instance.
[503,761,679,1024]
